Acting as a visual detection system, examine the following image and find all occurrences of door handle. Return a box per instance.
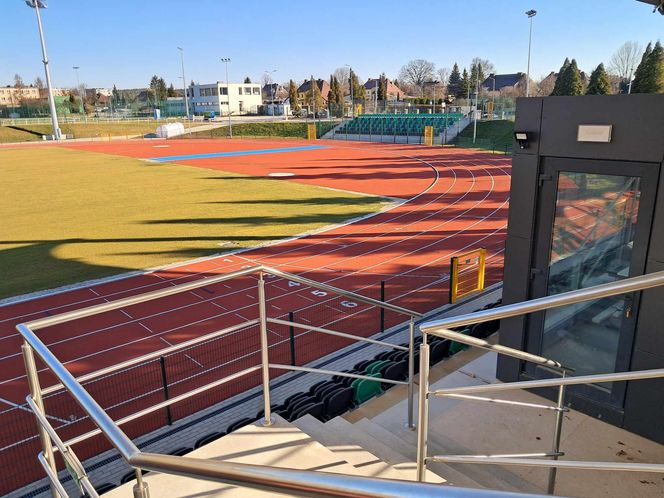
[624,295,634,319]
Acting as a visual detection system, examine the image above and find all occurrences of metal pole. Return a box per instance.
[288,311,296,366]
[31,1,61,140]
[257,272,273,426]
[472,74,479,144]
[627,66,634,94]
[525,10,537,97]
[178,47,190,121]
[416,339,430,481]
[133,468,150,498]
[159,356,173,425]
[222,58,232,138]
[22,343,59,498]
[407,317,416,430]
[380,281,385,332]
[547,372,566,495]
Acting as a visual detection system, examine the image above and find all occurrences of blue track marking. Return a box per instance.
[148,145,329,162]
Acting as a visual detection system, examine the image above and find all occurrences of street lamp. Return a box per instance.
[345,64,354,118]
[177,47,190,121]
[221,57,232,138]
[72,66,82,113]
[25,0,61,139]
[525,9,537,97]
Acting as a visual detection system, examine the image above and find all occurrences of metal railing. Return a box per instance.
[415,270,664,494]
[17,265,443,498]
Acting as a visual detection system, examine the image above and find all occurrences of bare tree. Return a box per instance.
[471,57,495,76]
[399,59,435,95]
[34,76,45,89]
[261,72,273,88]
[333,67,350,95]
[609,41,642,81]
[14,74,25,88]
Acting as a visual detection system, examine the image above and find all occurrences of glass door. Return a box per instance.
[527,158,657,406]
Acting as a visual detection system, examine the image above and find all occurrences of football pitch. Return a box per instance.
[0,146,388,299]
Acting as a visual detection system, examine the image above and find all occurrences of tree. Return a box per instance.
[557,59,584,96]
[333,67,350,95]
[550,58,571,95]
[149,75,168,101]
[288,79,300,114]
[609,42,642,87]
[244,76,252,84]
[536,74,556,96]
[167,83,177,97]
[398,59,435,95]
[377,73,388,101]
[349,69,365,103]
[460,68,471,98]
[471,57,495,77]
[34,76,45,89]
[447,63,462,97]
[586,63,611,95]
[328,75,343,116]
[307,78,324,110]
[632,41,664,93]
[436,67,449,96]
[14,74,24,88]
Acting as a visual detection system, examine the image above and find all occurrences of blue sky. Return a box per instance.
[1,0,662,89]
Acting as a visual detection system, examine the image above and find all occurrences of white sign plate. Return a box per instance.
[577,124,612,143]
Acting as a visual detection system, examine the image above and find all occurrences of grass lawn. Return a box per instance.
[0,147,388,299]
[0,121,207,143]
[455,120,515,152]
[187,121,337,139]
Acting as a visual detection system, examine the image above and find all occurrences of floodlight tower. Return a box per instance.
[345,64,353,117]
[221,58,232,137]
[525,9,537,97]
[177,47,190,120]
[26,0,61,139]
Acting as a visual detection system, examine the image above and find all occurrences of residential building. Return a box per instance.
[187,82,262,115]
[481,73,529,96]
[262,83,287,103]
[86,87,112,99]
[39,87,69,98]
[296,79,331,106]
[0,86,40,105]
[364,78,404,101]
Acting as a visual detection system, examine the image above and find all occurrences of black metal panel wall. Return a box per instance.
[498,95,664,442]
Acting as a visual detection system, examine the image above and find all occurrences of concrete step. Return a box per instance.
[324,417,444,483]
[292,415,408,480]
[104,415,359,498]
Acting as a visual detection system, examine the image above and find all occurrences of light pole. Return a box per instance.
[221,57,232,138]
[72,66,82,114]
[345,64,353,118]
[472,71,480,143]
[525,9,537,97]
[627,65,636,94]
[177,47,190,120]
[26,0,61,139]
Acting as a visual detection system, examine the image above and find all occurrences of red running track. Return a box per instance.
[0,138,510,494]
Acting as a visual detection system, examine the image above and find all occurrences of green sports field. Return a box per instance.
[0,147,388,300]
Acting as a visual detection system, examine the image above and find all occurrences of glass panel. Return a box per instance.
[541,172,641,381]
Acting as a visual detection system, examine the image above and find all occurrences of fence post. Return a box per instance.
[257,272,273,426]
[22,343,59,498]
[380,281,385,332]
[288,311,296,366]
[159,356,173,425]
[547,372,567,495]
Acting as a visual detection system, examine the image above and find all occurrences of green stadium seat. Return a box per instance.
[351,373,383,404]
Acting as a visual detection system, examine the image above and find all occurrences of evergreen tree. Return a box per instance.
[167,83,177,97]
[551,58,571,96]
[307,78,325,110]
[556,59,584,96]
[333,76,344,107]
[469,62,485,90]
[350,70,365,103]
[586,63,611,95]
[377,73,388,101]
[632,41,664,93]
[631,43,652,93]
[244,76,252,84]
[288,79,300,114]
[112,84,120,101]
[460,68,471,98]
[447,63,462,98]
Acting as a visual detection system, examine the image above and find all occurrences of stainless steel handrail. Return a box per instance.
[416,270,664,494]
[420,269,664,333]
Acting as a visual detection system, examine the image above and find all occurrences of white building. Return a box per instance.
[187,82,262,116]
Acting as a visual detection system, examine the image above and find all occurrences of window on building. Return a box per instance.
[252,87,260,95]
[238,88,243,95]
[220,87,228,95]
[244,87,252,95]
